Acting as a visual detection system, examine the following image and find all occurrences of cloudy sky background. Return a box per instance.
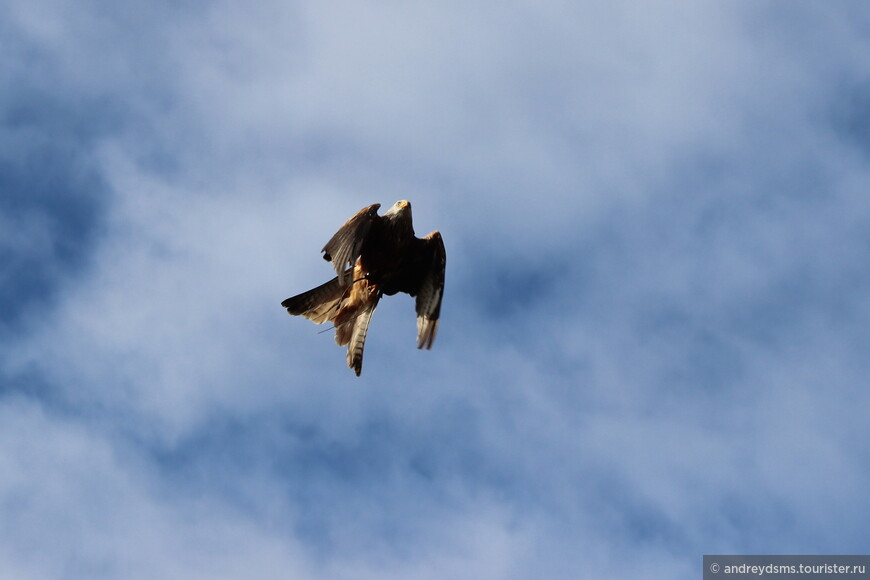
[2,1,870,578]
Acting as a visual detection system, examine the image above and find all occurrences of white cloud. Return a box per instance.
[0,398,316,580]
[2,1,870,579]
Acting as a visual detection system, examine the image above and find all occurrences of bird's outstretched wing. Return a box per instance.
[415,231,446,349]
[321,204,380,285]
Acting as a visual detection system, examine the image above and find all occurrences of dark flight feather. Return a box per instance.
[321,204,380,286]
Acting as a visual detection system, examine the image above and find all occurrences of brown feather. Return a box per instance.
[346,295,380,376]
[414,231,446,349]
[281,267,353,324]
[333,263,380,347]
[321,204,380,285]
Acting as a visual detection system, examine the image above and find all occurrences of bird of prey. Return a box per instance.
[281,200,446,376]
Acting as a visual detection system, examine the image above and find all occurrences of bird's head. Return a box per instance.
[384,200,411,217]
[383,200,414,235]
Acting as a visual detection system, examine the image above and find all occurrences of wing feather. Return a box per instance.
[281,269,353,324]
[414,231,446,349]
[346,294,380,376]
[321,204,380,285]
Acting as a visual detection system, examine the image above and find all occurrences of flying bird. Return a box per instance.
[281,201,446,376]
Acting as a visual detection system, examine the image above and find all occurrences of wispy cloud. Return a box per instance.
[2,1,869,578]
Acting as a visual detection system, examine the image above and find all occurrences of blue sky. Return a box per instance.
[2,1,869,578]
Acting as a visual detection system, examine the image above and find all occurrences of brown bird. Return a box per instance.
[281,201,446,376]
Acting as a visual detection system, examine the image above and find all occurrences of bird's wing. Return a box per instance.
[415,231,446,349]
[345,293,380,376]
[332,263,381,376]
[281,268,353,324]
[321,203,380,285]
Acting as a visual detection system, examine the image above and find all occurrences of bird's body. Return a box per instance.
[282,201,445,375]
